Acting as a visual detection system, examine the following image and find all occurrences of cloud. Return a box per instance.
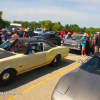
[1,0,100,28]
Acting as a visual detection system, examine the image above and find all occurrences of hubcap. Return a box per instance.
[3,73,10,81]
[54,58,57,63]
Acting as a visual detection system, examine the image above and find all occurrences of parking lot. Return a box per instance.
[0,51,89,100]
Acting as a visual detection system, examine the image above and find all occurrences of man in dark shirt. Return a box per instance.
[94,32,100,53]
[0,33,2,45]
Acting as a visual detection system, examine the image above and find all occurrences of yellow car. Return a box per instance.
[0,38,69,87]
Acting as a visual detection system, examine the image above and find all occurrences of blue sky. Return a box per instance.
[1,0,100,28]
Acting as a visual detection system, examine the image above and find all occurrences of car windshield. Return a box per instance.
[71,34,82,39]
[35,29,42,31]
[80,55,100,74]
[38,34,50,38]
[0,40,14,49]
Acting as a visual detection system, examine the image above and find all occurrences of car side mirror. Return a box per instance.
[78,59,83,64]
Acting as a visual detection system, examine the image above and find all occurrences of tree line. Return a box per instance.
[0,11,100,34]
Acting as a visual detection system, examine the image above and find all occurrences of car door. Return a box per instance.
[48,34,59,45]
[22,43,46,70]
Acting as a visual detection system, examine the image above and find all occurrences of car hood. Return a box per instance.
[62,68,100,100]
[63,39,81,44]
[0,49,16,59]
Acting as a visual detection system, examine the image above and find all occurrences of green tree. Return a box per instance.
[52,23,63,31]
[44,20,52,31]
[0,11,2,19]
[86,27,95,34]
[64,24,70,30]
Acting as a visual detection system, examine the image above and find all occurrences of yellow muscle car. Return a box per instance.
[0,38,69,87]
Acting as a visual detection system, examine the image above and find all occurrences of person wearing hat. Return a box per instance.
[80,33,87,56]
[1,30,8,43]
[94,32,100,53]
[23,29,31,38]
[65,32,71,39]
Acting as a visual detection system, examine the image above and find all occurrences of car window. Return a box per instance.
[50,34,55,38]
[0,40,14,49]
[35,29,42,31]
[80,55,100,74]
[71,35,82,39]
[31,43,43,52]
[43,43,50,51]
[38,34,49,38]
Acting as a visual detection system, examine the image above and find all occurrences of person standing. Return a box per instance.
[11,29,19,38]
[94,32,100,53]
[64,32,71,39]
[0,33,2,45]
[23,29,31,38]
[86,34,91,55]
[60,30,64,37]
[80,33,87,56]
[1,30,8,43]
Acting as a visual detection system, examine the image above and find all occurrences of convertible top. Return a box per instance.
[8,38,56,48]
[5,39,30,54]
[4,38,56,54]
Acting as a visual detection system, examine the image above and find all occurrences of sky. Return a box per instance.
[1,0,100,28]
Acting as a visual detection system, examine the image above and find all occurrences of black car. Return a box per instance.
[31,32,62,45]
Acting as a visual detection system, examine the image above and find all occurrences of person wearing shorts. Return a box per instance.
[80,33,87,56]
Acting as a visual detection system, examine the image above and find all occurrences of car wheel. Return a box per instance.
[0,69,15,87]
[51,55,60,67]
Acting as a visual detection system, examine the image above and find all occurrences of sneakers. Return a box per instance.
[81,54,87,56]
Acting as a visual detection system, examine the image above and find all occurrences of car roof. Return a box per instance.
[39,32,55,35]
[8,37,56,47]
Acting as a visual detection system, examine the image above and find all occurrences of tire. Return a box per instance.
[51,55,60,67]
[0,69,15,87]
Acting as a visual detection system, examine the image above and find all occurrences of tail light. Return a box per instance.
[43,38,46,40]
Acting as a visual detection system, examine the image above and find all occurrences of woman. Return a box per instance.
[11,29,19,38]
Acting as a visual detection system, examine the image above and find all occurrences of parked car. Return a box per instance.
[17,30,37,37]
[52,52,100,100]
[0,38,69,87]
[32,32,62,45]
[6,23,21,36]
[61,33,93,55]
[34,28,49,35]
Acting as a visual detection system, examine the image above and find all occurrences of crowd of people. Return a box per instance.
[55,30,100,56]
[80,32,100,56]
[0,27,35,45]
[0,28,100,56]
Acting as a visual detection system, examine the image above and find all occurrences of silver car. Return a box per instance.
[51,53,100,100]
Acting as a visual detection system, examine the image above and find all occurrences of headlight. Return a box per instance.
[77,43,80,48]
[61,40,64,44]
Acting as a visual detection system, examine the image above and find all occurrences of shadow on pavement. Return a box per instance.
[69,49,81,55]
[0,58,75,91]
